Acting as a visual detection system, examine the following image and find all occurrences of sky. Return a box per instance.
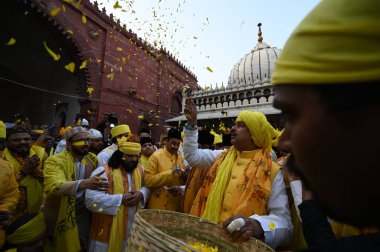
[98,0,320,88]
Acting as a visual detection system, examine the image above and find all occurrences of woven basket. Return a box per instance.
[127,209,274,252]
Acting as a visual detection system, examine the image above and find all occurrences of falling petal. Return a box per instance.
[50,7,62,17]
[66,29,74,35]
[126,109,132,113]
[79,60,87,69]
[82,14,87,24]
[148,123,153,126]
[204,86,210,91]
[117,47,123,52]
[5,38,16,46]
[107,72,115,80]
[206,66,213,72]
[119,67,123,72]
[92,203,97,207]
[65,62,75,73]
[86,87,94,95]
[113,1,122,9]
[43,41,61,61]
[138,115,144,119]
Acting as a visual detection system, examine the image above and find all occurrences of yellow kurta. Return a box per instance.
[219,151,278,222]
[0,158,20,249]
[144,147,185,211]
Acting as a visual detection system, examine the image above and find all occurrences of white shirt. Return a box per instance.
[97,143,118,167]
[85,166,149,251]
[54,139,66,155]
[183,128,293,249]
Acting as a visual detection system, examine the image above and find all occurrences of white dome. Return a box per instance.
[228,25,281,87]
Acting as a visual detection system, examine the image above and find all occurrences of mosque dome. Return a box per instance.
[228,23,281,87]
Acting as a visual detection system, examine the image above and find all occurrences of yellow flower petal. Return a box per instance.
[119,67,123,72]
[43,41,61,61]
[50,7,62,17]
[206,66,213,72]
[79,60,87,69]
[5,38,16,46]
[64,62,75,73]
[66,29,74,35]
[107,72,114,80]
[126,109,132,113]
[269,222,276,230]
[86,87,94,95]
[148,123,153,126]
[117,47,123,52]
[138,115,144,119]
[113,1,122,9]
[82,14,87,24]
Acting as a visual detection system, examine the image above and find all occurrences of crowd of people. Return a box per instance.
[1,0,380,251]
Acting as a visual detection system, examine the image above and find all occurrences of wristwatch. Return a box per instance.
[184,123,197,130]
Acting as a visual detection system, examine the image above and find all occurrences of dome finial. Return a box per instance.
[257,23,263,43]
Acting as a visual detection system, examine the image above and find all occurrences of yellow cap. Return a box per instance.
[111,124,131,138]
[272,0,380,85]
[0,120,5,138]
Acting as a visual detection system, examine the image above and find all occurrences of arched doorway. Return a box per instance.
[0,0,91,126]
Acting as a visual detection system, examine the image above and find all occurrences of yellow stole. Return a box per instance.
[43,150,81,252]
[139,154,149,168]
[3,146,45,213]
[90,164,143,252]
[190,147,274,223]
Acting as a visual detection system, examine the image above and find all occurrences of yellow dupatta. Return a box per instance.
[108,165,142,252]
[3,146,45,213]
[43,150,81,252]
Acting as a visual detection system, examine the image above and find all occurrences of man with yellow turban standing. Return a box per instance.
[43,127,109,252]
[271,0,380,251]
[97,124,131,167]
[183,99,292,249]
[86,134,149,252]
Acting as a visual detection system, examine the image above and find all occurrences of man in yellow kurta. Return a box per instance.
[0,125,47,250]
[183,99,292,249]
[86,134,149,252]
[43,127,109,252]
[144,128,186,211]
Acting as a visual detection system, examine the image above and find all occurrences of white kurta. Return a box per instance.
[183,128,293,249]
[85,166,149,252]
[97,143,118,167]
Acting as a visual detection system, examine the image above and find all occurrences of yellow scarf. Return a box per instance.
[43,150,80,252]
[139,154,149,168]
[3,146,45,213]
[108,165,142,252]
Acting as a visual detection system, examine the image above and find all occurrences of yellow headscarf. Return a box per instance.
[210,130,223,145]
[117,137,141,155]
[111,124,130,138]
[0,120,6,138]
[235,111,272,151]
[272,0,380,85]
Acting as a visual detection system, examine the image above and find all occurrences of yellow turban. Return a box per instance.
[117,137,141,155]
[0,120,6,138]
[111,124,131,138]
[6,212,46,245]
[236,111,272,150]
[272,0,380,85]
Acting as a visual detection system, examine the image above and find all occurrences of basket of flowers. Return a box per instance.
[127,209,274,252]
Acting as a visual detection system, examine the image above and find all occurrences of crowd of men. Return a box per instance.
[1,0,380,251]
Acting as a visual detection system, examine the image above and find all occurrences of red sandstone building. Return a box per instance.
[0,0,198,139]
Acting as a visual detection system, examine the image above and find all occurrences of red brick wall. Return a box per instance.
[44,0,197,140]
